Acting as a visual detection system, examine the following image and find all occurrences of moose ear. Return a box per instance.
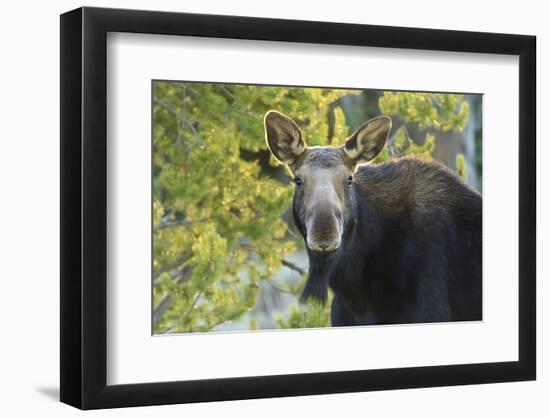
[343,116,392,164]
[264,111,306,165]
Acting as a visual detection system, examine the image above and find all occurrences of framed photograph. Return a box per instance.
[60,6,536,409]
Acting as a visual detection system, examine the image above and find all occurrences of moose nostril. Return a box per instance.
[319,243,329,250]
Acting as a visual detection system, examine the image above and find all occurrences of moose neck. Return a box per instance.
[297,185,383,305]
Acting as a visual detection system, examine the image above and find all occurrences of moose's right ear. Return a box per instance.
[264,111,306,165]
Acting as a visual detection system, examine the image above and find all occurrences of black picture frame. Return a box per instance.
[60,6,536,410]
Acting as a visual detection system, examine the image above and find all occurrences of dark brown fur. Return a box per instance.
[265,111,482,325]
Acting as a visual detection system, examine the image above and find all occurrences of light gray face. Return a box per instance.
[264,111,391,254]
[293,149,351,252]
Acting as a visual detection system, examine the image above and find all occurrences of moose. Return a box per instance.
[264,110,482,326]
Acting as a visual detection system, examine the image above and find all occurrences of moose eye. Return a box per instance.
[293,177,303,186]
[347,175,354,186]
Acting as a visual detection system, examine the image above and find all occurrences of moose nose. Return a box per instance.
[307,240,340,253]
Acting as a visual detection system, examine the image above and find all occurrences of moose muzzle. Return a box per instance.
[305,208,343,253]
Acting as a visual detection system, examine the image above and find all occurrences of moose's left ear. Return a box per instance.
[343,116,392,164]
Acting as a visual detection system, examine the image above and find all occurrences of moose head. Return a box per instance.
[264,110,391,257]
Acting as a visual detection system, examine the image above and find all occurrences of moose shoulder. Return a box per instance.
[264,110,482,326]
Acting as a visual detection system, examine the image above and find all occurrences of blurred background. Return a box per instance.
[152,81,482,334]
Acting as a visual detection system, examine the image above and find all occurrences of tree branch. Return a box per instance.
[179,290,203,325]
[152,296,173,324]
[153,263,193,287]
[152,252,191,280]
[153,97,203,145]
[153,265,194,324]
[266,280,295,294]
[153,218,208,232]
[204,310,244,332]
[240,242,306,275]
[281,259,306,276]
